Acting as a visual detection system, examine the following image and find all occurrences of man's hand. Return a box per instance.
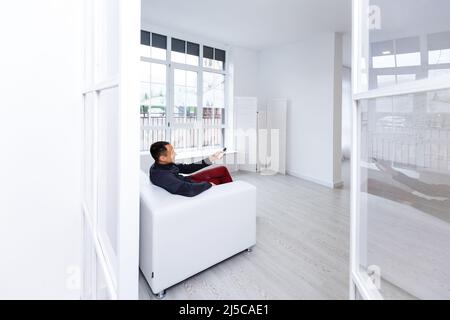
[208,150,224,163]
[210,182,217,186]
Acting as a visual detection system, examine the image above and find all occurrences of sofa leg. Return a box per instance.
[247,247,253,253]
[155,290,167,300]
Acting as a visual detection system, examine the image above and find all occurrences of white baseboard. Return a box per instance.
[287,170,343,189]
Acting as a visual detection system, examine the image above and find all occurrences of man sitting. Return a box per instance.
[149,141,233,197]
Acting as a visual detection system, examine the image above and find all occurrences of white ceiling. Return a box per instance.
[141,0,352,50]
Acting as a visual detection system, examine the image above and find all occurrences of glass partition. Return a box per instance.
[358,88,450,299]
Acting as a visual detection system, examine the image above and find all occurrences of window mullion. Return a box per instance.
[198,44,204,150]
[167,37,173,142]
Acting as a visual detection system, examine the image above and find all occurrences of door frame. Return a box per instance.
[81,0,141,300]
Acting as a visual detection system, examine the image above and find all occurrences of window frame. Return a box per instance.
[140,28,230,153]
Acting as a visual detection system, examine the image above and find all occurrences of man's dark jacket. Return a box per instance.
[150,159,212,197]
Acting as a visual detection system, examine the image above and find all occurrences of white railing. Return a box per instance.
[140,114,224,152]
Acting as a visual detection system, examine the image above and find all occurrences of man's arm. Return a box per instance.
[175,158,212,174]
[151,170,212,197]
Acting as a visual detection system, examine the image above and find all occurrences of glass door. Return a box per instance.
[82,0,141,300]
[351,0,450,300]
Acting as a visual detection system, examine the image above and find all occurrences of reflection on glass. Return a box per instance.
[396,52,421,67]
[429,69,450,79]
[377,74,417,88]
[428,31,450,65]
[359,88,450,300]
[361,0,450,90]
[377,75,396,88]
[372,54,396,69]
[429,49,450,65]
[397,74,416,84]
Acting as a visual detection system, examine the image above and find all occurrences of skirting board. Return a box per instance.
[287,170,344,189]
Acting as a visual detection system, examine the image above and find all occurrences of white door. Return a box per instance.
[81,0,141,299]
[350,0,450,300]
[235,97,258,172]
[267,98,287,175]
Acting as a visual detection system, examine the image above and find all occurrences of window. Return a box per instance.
[171,38,200,66]
[396,74,416,83]
[396,52,421,67]
[428,31,450,65]
[140,31,167,60]
[203,72,226,147]
[376,75,396,88]
[371,38,421,69]
[173,69,198,124]
[395,37,421,67]
[368,32,450,90]
[429,49,450,65]
[140,30,228,152]
[372,55,396,69]
[140,61,167,150]
[203,46,226,70]
[203,72,225,125]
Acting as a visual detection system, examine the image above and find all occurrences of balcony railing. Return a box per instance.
[140,114,224,152]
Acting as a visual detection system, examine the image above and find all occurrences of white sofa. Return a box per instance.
[139,171,257,297]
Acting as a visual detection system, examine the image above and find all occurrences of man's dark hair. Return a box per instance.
[150,141,170,163]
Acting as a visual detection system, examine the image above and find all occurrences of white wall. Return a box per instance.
[258,32,343,188]
[232,47,259,97]
[0,0,83,299]
[332,34,343,185]
[231,46,259,167]
[343,33,352,68]
[342,67,352,159]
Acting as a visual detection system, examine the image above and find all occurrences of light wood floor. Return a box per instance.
[140,166,352,300]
